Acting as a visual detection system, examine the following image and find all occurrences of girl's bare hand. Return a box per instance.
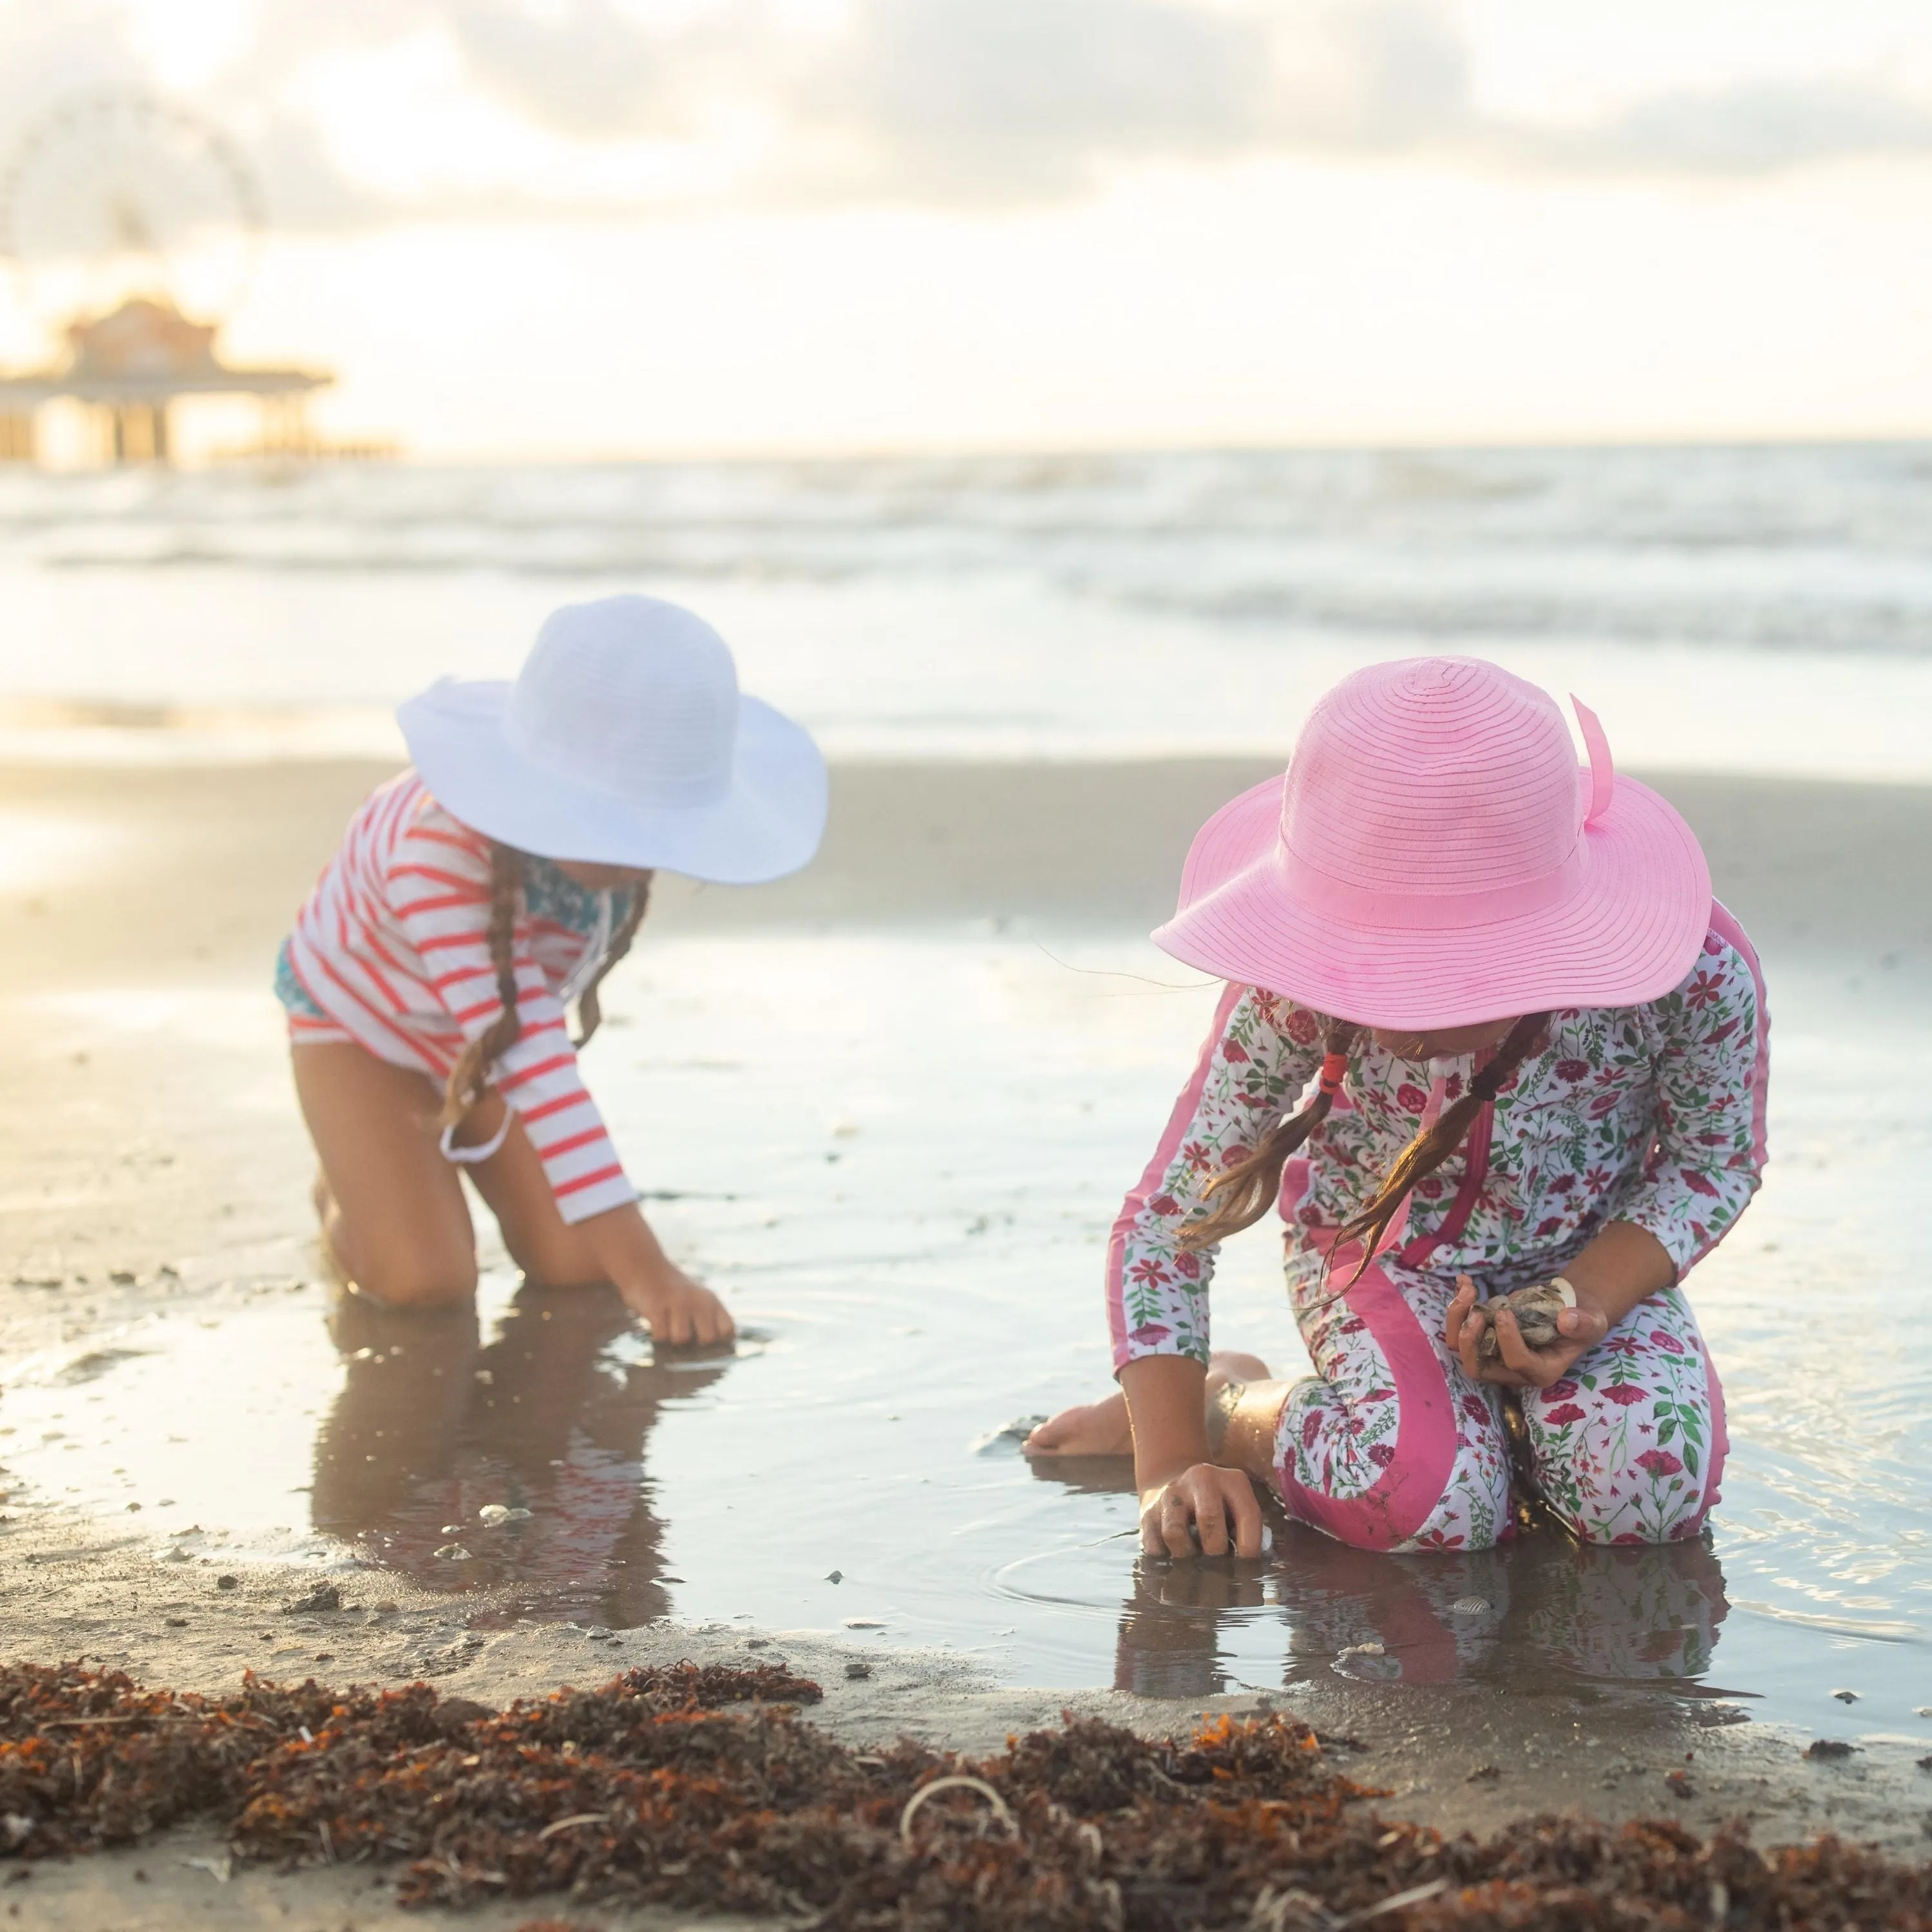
[1445,1275,1607,1389]
[626,1267,735,1348]
[1138,1463,1264,1559]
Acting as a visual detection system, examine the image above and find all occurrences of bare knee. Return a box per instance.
[351,1264,477,1308]
[334,1219,477,1307]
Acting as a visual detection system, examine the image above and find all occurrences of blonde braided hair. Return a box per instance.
[1179,1008,1551,1281]
[437,848,652,1130]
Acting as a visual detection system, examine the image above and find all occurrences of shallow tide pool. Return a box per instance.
[2,932,1927,1745]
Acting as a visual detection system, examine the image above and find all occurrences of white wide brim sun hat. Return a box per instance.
[397,595,828,885]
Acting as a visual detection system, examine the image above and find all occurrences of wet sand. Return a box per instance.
[12,1508,1932,1932]
[6,753,1929,962]
[1,753,1924,1293]
[2,755,1931,1926]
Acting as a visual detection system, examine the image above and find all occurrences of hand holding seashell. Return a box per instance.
[1446,1274,1610,1388]
[1473,1280,1576,1362]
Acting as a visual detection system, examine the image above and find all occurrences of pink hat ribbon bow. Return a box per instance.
[1571,695,1615,826]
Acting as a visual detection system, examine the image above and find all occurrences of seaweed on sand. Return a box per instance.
[2,1658,1929,1929]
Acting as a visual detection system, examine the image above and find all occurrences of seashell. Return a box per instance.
[1475,1280,1575,1361]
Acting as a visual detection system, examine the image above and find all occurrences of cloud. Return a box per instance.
[1260,0,1477,157]
[808,0,1280,198]
[243,108,402,231]
[496,0,1483,201]
[0,1,150,158]
[361,0,1932,210]
[1537,78,1932,174]
[437,0,751,140]
[6,0,1932,239]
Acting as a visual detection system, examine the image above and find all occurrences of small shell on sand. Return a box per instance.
[1475,1281,1575,1361]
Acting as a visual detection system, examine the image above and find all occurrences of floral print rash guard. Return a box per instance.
[1106,912,1768,1374]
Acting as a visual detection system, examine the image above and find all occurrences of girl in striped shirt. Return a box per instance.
[277,596,826,1342]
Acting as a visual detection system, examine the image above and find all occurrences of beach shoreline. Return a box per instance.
[1,751,1924,1289]
[2,753,1929,1924]
[5,749,1928,952]
[8,1509,1932,1932]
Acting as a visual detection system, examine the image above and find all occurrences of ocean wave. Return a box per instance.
[4,443,1932,664]
[1104,578,1932,658]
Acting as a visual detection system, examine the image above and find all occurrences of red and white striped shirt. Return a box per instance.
[285,772,636,1225]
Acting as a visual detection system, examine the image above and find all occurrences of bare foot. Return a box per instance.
[1025,1350,1273,1459]
[1207,1350,1272,1385]
[1026,1392,1133,1457]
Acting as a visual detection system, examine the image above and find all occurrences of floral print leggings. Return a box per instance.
[1271,1253,1726,1552]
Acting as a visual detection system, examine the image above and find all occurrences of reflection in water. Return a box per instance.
[311,1283,730,1627]
[1270,1526,1728,1694]
[1524,1537,1728,1681]
[1027,1459,1730,1703]
[1115,1553,1276,1700]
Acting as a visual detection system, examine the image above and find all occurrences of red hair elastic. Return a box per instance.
[1318,1052,1349,1096]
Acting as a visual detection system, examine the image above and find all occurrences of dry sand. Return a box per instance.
[2,755,1930,1928]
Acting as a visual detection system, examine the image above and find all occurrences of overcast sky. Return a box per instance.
[4,0,1932,453]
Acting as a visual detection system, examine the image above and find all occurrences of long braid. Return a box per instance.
[1331,1010,1551,1274]
[1179,1017,1362,1251]
[574,873,652,1048]
[438,841,527,1131]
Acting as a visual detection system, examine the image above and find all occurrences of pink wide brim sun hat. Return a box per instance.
[1153,656,1712,1030]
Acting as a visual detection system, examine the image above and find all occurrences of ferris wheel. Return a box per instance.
[0,90,264,330]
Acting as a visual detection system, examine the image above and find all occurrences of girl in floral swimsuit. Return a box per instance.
[278,595,825,1340]
[1028,656,1766,1557]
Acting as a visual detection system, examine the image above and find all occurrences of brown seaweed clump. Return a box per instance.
[4,1658,1932,1929]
